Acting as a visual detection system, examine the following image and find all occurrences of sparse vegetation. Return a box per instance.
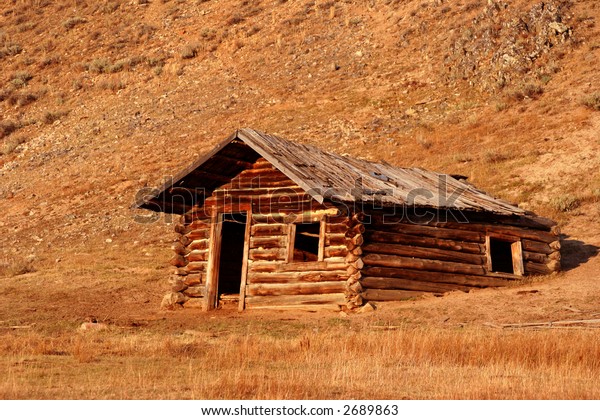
[483,150,514,164]
[10,71,33,89]
[180,44,198,59]
[0,256,34,276]
[510,83,544,101]
[550,194,580,213]
[62,16,87,30]
[0,120,21,139]
[42,110,67,125]
[581,92,600,111]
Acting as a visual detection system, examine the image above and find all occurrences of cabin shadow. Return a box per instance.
[560,235,599,271]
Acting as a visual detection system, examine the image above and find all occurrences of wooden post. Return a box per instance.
[238,210,252,312]
[205,211,222,311]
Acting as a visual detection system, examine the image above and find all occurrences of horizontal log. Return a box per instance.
[362,266,516,287]
[439,222,558,243]
[363,253,485,275]
[346,224,366,236]
[326,223,349,234]
[179,234,192,247]
[185,261,207,273]
[174,224,192,235]
[183,273,202,286]
[365,230,484,254]
[249,260,348,273]
[363,242,486,265]
[324,246,348,258]
[525,260,561,275]
[187,229,209,240]
[351,246,363,256]
[250,236,286,249]
[169,254,187,267]
[522,239,560,254]
[523,250,560,264]
[171,242,187,255]
[188,239,209,251]
[375,222,484,243]
[246,281,346,296]
[328,215,351,224]
[183,286,206,297]
[187,250,208,262]
[244,293,345,308]
[251,223,288,236]
[361,289,426,301]
[188,220,211,230]
[249,248,286,261]
[325,233,347,246]
[248,270,348,284]
[361,276,470,293]
[213,186,305,197]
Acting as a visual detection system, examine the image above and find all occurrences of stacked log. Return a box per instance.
[345,212,365,310]
[162,214,210,310]
[244,212,347,310]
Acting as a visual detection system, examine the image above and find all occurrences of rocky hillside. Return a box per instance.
[0,0,599,271]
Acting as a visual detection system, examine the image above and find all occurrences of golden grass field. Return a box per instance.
[2,316,600,399]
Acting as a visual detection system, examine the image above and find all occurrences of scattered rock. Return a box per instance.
[80,322,108,331]
[358,302,376,313]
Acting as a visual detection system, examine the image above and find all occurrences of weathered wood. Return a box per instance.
[172,242,187,255]
[325,246,348,258]
[188,239,209,251]
[246,281,346,296]
[249,260,347,273]
[362,242,486,265]
[363,253,486,275]
[361,276,470,293]
[238,210,252,311]
[249,236,286,249]
[374,222,485,243]
[351,246,363,256]
[361,266,516,287]
[511,241,524,276]
[249,248,287,261]
[326,233,347,246]
[251,223,288,236]
[205,212,222,311]
[326,223,349,234]
[522,239,560,254]
[185,261,207,273]
[174,224,192,235]
[169,254,187,267]
[179,234,192,247]
[183,286,206,297]
[365,230,485,254]
[318,219,326,262]
[245,293,345,308]
[187,250,208,262]
[187,229,209,240]
[525,260,560,275]
[248,270,348,284]
[188,220,211,230]
[350,258,364,270]
[361,289,426,301]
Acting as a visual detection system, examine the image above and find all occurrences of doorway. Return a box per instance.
[216,213,248,307]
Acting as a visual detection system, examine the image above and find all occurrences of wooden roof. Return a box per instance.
[135,128,538,219]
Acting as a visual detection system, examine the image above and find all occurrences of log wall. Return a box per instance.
[358,213,561,302]
[165,157,348,311]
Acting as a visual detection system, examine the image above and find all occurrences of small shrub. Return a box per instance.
[483,150,513,164]
[86,58,111,74]
[227,14,245,25]
[62,16,88,30]
[11,71,33,88]
[453,153,473,163]
[42,111,67,124]
[581,92,600,111]
[510,83,544,101]
[495,102,508,112]
[180,44,198,59]
[0,120,21,139]
[550,195,580,213]
[0,256,35,276]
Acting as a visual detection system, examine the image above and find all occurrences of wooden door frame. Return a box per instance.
[205,211,251,312]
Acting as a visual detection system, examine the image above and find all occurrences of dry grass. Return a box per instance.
[1,324,599,399]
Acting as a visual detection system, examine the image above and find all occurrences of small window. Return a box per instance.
[487,236,524,276]
[291,222,322,262]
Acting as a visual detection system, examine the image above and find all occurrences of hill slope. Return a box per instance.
[0,0,598,309]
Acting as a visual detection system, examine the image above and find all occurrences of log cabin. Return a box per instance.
[135,128,560,311]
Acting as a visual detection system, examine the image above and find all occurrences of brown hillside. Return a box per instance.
[0,0,598,319]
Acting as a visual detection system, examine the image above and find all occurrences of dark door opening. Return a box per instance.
[217,213,247,306]
[489,238,514,274]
